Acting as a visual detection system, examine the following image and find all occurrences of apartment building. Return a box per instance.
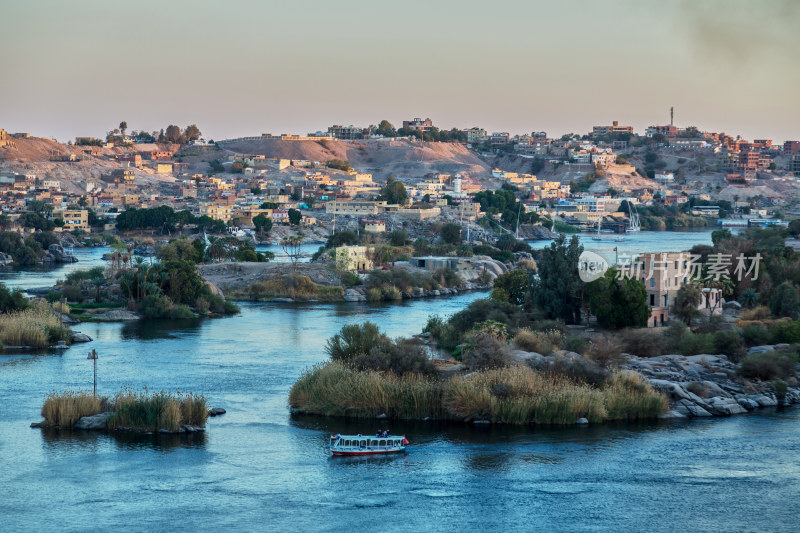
[325,200,388,216]
[54,208,89,231]
[402,118,433,133]
[462,127,487,143]
[327,125,363,140]
[592,121,634,136]
[199,204,233,222]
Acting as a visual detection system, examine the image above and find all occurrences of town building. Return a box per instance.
[592,121,634,136]
[335,246,373,272]
[327,125,363,140]
[325,200,388,216]
[402,118,433,133]
[54,208,89,231]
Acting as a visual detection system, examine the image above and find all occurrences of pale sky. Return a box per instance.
[1,0,798,143]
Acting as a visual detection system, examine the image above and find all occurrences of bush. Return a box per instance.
[543,354,609,386]
[713,330,746,361]
[742,324,771,346]
[738,351,798,380]
[621,329,664,358]
[588,338,624,368]
[325,322,389,363]
[678,333,716,355]
[450,298,527,335]
[353,338,437,377]
[340,271,361,287]
[686,381,709,398]
[512,328,563,355]
[770,319,800,344]
[107,389,208,432]
[0,282,28,313]
[564,336,589,355]
[140,294,195,319]
[740,306,770,321]
[463,331,512,371]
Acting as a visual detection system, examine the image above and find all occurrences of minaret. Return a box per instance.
[670,106,674,127]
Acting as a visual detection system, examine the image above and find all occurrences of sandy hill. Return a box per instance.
[220,138,490,179]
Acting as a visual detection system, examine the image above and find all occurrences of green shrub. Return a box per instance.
[686,381,709,398]
[462,331,511,371]
[738,351,798,380]
[340,271,361,287]
[353,338,437,377]
[713,330,746,361]
[622,329,664,358]
[325,322,389,363]
[742,324,771,346]
[678,333,716,355]
[564,336,589,355]
[770,319,800,344]
[773,379,788,403]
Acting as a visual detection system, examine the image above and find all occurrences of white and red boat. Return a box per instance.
[329,433,408,456]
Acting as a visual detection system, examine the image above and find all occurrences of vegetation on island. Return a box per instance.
[40,389,208,432]
[0,295,69,349]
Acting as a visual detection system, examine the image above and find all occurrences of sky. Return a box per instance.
[1,0,798,143]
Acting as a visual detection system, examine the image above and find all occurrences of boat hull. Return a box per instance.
[331,447,405,456]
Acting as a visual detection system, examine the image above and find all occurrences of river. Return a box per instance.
[2,228,798,532]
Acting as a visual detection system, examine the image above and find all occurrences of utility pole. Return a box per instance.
[87,349,98,397]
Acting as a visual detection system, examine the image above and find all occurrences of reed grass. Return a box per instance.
[241,275,344,301]
[41,391,104,427]
[107,389,208,432]
[0,303,69,348]
[289,362,668,425]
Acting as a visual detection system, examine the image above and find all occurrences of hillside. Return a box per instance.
[219,137,491,179]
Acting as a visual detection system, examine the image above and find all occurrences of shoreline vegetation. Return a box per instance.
[37,389,210,433]
[289,361,667,425]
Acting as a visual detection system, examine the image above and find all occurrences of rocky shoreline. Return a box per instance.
[503,345,800,421]
[343,282,491,303]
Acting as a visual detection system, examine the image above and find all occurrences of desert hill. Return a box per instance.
[219,137,491,179]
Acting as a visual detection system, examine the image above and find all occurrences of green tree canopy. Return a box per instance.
[586,269,649,329]
[531,235,584,324]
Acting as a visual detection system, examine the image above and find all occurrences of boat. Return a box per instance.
[591,218,604,241]
[614,236,625,242]
[329,433,409,455]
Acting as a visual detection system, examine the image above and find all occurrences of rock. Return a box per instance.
[94,309,140,321]
[344,289,366,302]
[413,287,424,297]
[55,312,80,325]
[575,418,589,425]
[208,407,226,417]
[748,345,775,355]
[508,349,544,364]
[74,412,110,430]
[683,403,713,417]
[69,331,93,343]
[754,394,778,407]
[375,413,387,420]
[30,421,45,428]
[736,397,760,410]
[660,409,687,419]
[723,301,742,310]
[158,428,173,434]
[707,396,748,416]
[272,298,294,303]
[0,251,13,265]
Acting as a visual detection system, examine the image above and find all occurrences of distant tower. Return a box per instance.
[670,106,674,127]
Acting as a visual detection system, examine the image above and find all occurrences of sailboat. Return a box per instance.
[591,218,603,241]
[626,203,641,233]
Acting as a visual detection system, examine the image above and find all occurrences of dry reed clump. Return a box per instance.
[512,328,564,354]
[243,275,344,302]
[739,305,771,321]
[41,391,105,427]
[107,389,208,432]
[52,301,71,315]
[289,362,669,426]
[443,365,607,424]
[0,303,69,348]
[602,371,669,420]
[288,361,444,420]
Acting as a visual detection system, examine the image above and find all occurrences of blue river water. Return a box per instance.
[2,229,798,532]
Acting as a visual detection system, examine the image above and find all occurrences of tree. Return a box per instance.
[288,208,302,226]
[586,269,649,329]
[164,124,184,144]
[251,187,262,195]
[770,281,800,320]
[672,284,702,326]
[119,121,128,135]
[377,120,396,137]
[281,235,304,272]
[0,282,28,313]
[184,124,201,143]
[325,322,389,363]
[253,214,272,234]
[326,230,359,248]
[531,235,584,324]
[531,157,545,174]
[738,288,759,308]
[440,223,462,245]
[387,230,408,247]
[326,159,352,171]
[492,270,531,305]
[378,178,408,205]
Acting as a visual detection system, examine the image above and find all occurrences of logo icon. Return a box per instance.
[578,251,609,282]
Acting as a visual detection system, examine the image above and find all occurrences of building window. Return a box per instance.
[650,278,655,287]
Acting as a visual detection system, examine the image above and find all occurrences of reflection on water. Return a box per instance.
[40,427,207,453]
[120,317,206,340]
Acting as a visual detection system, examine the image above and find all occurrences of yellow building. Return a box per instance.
[156,163,174,174]
[54,209,89,231]
[199,204,233,222]
[363,220,386,233]
[335,246,373,272]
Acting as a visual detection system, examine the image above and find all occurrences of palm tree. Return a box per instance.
[91,274,105,303]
